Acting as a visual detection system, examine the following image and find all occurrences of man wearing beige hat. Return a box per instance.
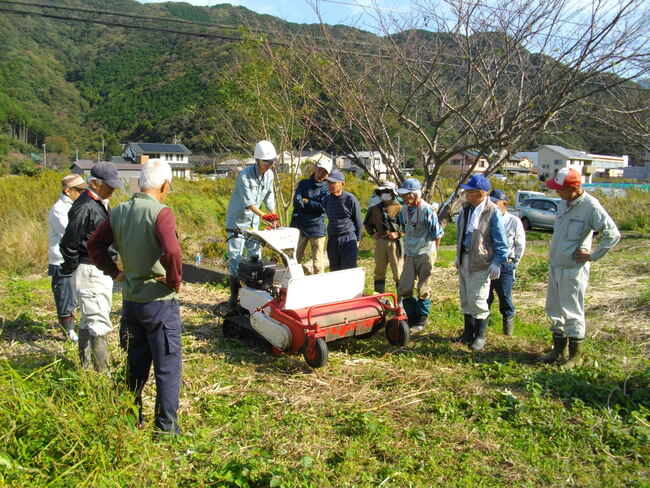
[48,174,88,342]
[541,167,620,369]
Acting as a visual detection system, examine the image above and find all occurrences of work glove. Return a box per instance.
[262,213,279,223]
[488,263,501,280]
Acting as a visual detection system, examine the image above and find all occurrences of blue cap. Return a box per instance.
[489,189,508,202]
[397,178,422,194]
[460,174,490,192]
[325,169,345,183]
[91,161,122,189]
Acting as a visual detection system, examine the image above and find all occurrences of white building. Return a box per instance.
[335,151,390,180]
[112,142,194,179]
[277,150,333,174]
[537,145,628,183]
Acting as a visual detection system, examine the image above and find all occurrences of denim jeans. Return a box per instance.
[48,264,77,318]
[487,260,516,318]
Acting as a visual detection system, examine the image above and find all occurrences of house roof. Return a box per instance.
[127,142,192,155]
[541,145,591,160]
[73,160,143,171]
[512,152,539,164]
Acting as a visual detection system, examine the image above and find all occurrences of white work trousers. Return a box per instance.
[458,253,491,319]
[73,263,113,336]
[545,264,589,339]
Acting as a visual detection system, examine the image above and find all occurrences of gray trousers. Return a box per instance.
[545,264,589,339]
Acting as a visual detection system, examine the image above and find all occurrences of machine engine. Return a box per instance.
[237,255,276,290]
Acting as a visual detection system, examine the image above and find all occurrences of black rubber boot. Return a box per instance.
[539,333,569,364]
[374,280,386,294]
[91,334,110,374]
[502,316,514,336]
[561,338,584,370]
[452,314,474,343]
[78,329,92,369]
[470,319,488,351]
[227,275,240,306]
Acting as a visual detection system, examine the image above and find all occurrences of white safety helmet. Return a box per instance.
[316,160,333,174]
[374,181,398,196]
[253,140,278,161]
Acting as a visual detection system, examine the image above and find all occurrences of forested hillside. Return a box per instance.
[0,0,647,167]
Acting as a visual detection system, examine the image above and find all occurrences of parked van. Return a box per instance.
[515,190,545,209]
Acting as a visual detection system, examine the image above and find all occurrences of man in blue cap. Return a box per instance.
[396,178,443,332]
[453,174,509,350]
[324,169,363,271]
[486,189,526,336]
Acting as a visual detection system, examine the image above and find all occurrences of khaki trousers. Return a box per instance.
[73,263,113,336]
[296,235,326,274]
[398,252,436,299]
[373,238,403,282]
[545,264,589,339]
[458,253,491,319]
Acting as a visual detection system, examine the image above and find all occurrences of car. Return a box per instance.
[514,190,546,210]
[518,197,561,230]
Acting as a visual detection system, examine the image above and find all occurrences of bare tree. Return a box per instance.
[204,37,323,223]
[253,0,649,220]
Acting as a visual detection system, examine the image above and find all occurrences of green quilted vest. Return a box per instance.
[110,193,176,303]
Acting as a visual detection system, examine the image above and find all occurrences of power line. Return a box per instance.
[0,1,646,89]
[0,0,378,49]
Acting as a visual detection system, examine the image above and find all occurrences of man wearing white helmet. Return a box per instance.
[225,140,278,307]
[397,178,444,333]
[363,182,404,294]
[290,160,332,274]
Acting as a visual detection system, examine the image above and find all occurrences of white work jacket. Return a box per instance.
[548,191,620,269]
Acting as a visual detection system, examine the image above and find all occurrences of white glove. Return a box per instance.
[488,263,501,280]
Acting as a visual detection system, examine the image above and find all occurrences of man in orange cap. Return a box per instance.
[540,168,620,369]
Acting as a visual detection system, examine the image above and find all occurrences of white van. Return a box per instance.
[515,190,545,209]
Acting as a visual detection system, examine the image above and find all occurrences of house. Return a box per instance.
[277,150,334,174]
[71,160,146,193]
[112,142,194,179]
[538,145,628,183]
[335,151,390,180]
[504,152,538,176]
[448,150,489,173]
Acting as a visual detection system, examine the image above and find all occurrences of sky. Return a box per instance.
[136,0,415,32]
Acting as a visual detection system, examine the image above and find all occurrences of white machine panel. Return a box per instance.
[283,267,366,310]
[240,287,273,313]
[250,312,293,350]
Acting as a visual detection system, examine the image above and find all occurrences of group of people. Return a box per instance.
[47,140,620,435]
[224,141,620,366]
[48,159,183,434]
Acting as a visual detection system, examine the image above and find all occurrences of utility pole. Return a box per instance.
[101,136,105,159]
[42,143,47,167]
[75,148,79,161]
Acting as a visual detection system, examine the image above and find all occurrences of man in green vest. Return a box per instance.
[88,159,183,434]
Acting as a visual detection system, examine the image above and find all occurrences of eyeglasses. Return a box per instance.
[70,187,86,192]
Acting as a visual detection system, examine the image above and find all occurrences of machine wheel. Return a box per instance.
[521,217,532,231]
[303,338,328,368]
[385,319,410,347]
[222,317,241,339]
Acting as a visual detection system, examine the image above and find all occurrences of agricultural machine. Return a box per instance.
[217,227,410,368]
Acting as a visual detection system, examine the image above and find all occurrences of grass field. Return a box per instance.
[0,173,648,487]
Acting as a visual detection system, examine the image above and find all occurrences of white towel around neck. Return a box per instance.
[467,197,487,234]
